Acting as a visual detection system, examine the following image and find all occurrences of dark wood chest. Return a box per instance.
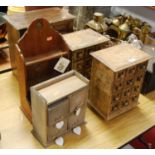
[63,29,110,79]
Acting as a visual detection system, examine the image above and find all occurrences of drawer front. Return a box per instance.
[125,66,136,79]
[72,60,84,73]
[47,119,67,142]
[136,62,147,74]
[48,97,69,126]
[69,88,88,113]
[68,104,86,129]
[85,58,92,68]
[72,50,84,61]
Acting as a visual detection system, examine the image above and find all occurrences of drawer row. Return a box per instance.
[114,61,147,82]
[47,88,88,125]
[110,94,139,113]
[72,44,104,62]
[47,103,86,142]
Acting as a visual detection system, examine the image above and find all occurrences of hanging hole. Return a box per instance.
[36,22,43,29]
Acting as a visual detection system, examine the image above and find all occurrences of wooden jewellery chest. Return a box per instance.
[3,7,75,77]
[63,29,110,79]
[89,43,151,120]
[31,70,89,147]
[15,18,70,121]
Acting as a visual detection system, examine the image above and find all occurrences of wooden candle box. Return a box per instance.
[16,18,70,121]
[89,43,151,120]
[3,8,75,77]
[63,29,110,79]
[31,70,89,147]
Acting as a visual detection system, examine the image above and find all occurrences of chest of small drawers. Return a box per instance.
[63,29,109,79]
[31,70,89,146]
[89,43,151,120]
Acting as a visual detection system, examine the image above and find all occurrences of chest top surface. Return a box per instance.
[38,75,87,104]
[3,8,75,30]
[91,43,151,72]
[63,29,109,51]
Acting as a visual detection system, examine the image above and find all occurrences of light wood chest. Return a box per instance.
[63,29,110,79]
[89,43,151,120]
[31,70,89,146]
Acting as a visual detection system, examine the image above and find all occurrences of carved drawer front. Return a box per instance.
[111,104,119,113]
[130,94,139,104]
[113,80,124,92]
[48,97,69,126]
[85,58,92,68]
[121,98,130,108]
[114,70,126,82]
[122,88,132,98]
[69,88,88,113]
[134,73,144,86]
[72,50,84,61]
[125,78,135,88]
[126,66,136,79]
[112,92,122,104]
[132,85,141,96]
[136,62,147,74]
[72,60,84,73]
[47,119,68,142]
[68,104,86,129]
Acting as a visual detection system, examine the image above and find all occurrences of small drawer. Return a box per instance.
[115,70,125,81]
[47,119,67,142]
[136,62,147,74]
[72,60,84,73]
[122,88,132,98]
[126,66,136,79]
[48,97,69,126]
[111,104,119,112]
[68,104,86,129]
[121,98,130,107]
[113,81,124,92]
[132,85,141,96]
[125,78,135,88]
[134,74,144,85]
[130,95,139,104]
[72,50,84,61]
[112,94,122,104]
[85,58,92,68]
[69,88,88,113]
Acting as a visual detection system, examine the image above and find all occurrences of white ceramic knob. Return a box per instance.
[75,108,81,116]
[73,126,81,135]
[55,136,64,146]
[56,121,64,129]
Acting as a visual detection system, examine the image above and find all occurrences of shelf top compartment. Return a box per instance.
[91,43,151,72]
[3,8,75,30]
[63,29,109,51]
[32,70,89,104]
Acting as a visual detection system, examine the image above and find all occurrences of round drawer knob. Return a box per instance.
[75,107,81,116]
[56,121,64,129]
[124,102,129,106]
